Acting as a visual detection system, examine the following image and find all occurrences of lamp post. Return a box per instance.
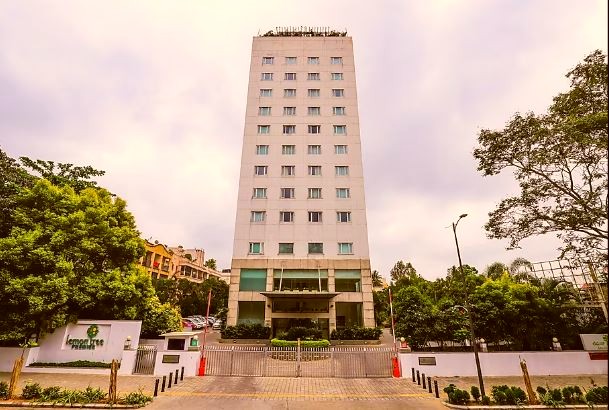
[452,213,485,397]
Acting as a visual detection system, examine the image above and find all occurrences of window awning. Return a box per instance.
[260,291,340,299]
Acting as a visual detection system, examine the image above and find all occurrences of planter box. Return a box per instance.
[218,338,269,345]
[330,340,381,345]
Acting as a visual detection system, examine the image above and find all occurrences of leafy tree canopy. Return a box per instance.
[473,50,608,261]
[204,258,217,270]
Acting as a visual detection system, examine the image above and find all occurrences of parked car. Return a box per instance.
[212,320,222,330]
[186,317,206,329]
[182,318,200,330]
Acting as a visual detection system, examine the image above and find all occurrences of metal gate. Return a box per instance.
[133,345,157,375]
[204,345,393,378]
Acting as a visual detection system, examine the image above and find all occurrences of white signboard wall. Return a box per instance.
[580,334,608,351]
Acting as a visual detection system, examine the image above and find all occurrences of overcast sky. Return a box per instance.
[1,1,606,280]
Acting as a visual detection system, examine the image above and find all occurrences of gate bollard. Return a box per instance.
[161,376,166,392]
[411,368,415,382]
[168,373,172,388]
[180,366,184,381]
[427,377,432,393]
[434,380,439,398]
[174,369,179,384]
[154,379,159,397]
[422,373,426,389]
[416,370,420,385]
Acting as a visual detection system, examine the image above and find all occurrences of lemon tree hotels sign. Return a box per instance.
[579,334,608,351]
[66,324,105,350]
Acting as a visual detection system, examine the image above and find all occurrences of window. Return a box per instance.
[337,211,351,223]
[260,89,273,97]
[251,211,266,222]
[308,188,322,199]
[331,56,343,64]
[335,270,361,292]
[308,165,322,176]
[283,107,296,116]
[307,73,320,80]
[334,125,347,135]
[261,73,273,81]
[331,73,344,80]
[308,107,320,116]
[281,165,295,176]
[262,57,274,65]
[338,243,353,254]
[280,211,294,222]
[283,125,296,135]
[308,242,323,254]
[284,89,296,97]
[254,166,268,176]
[284,72,297,80]
[249,242,264,255]
[335,166,349,176]
[281,188,295,199]
[308,89,320,98]
[259,107,271,116]
[253,188,267,198]
[285,56,297,64]
[258,125,270,134]
[308,211,322,223]
[256,145,269,155]
[282,145,295,155]
[333,106,345,115]
[308,145,321,155]
[335,144,348,154]
[237,300,265,323]
[278,243,294,254]
[336,188,350,198]
[308,56,319,64]
[332,89,344,97]
[308,125,321,134]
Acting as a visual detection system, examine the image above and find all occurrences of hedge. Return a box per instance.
[270,339,330,348]
[29,360,112,368]
[221,323,271,339]
[330,326,383,340]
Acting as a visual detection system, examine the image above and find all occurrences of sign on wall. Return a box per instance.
[580,334,608,351]
[66,324,105,350]
[418,357,437,366]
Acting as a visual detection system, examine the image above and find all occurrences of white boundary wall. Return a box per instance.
[400,351,608,377]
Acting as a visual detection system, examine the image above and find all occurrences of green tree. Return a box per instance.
[484,262,509,280]
[372,288,389,327]
[204,258,217,270]
[153,277,229,317]
[371,270,383,287]
[390,260,418,284]
[473,50,608,261]
[19,157,105,193]
[392,286,435,348]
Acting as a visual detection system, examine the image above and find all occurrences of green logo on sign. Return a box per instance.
[66,324,104,350]
[87,324,99,339]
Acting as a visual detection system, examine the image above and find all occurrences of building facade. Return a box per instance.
[141,241,223,282]
[228,28,374,337]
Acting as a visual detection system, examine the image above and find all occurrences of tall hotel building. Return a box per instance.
[227,28,374,337]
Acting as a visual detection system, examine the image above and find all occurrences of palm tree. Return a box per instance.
[372,270,383,287]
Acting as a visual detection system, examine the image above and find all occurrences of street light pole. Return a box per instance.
[452,213,485,397]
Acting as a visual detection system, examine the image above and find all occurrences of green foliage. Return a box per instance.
[122,390,153,406]
[371,270,383,287]
[586,386,608,404]
[470,386,481,402]
[0,381,8,399]
[481,395,491,405]
[270,339,330,347]
[280,326,322,341]
[204,258,217,270]
[443,384,470,405]
[474,50,608,261]
[21,382,42,400]
[373,289,389,327]
[39,386,62,402]
[30,360,112,368]
[152,277,229,318]
[390,260,419,285]
[18,157,105,193]
[56,389,85,405]
[491,385,527,405]
[561,385,585,404]
[330,327,383,340]
[221,323,271,339]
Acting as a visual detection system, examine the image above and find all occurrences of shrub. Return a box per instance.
[537,387,564,408]
[57,389,85,405]
[443,384,470,405]
[270,339,330,348]
[221,323,271,339]
[0,381,8,399]
[491,385,527,405]
[330,326,383,340]
[39,386,62,402]
[562,385,584,404]
[122,390,153,405]
[30,360,111,368]
[21,382,42,400]
[470,386,481,402]
[285,327,322,341]
[586,386,608,404]
[481,395,491,405]
[81,386,106,403]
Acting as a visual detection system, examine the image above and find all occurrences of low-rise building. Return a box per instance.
[141,241,174,279]
[170,246,224,283]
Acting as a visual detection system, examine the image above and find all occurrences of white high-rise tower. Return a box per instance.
[227,28,374,337]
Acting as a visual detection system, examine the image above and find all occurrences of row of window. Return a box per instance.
[259,88,343,98]
[249,242,353,255]
[254,165,349,176]
[251,210,351,223]
[260,72,344,81]
[252,185,349,199]
[259,106,345,116]
[262,56,343,65]
[256,144,347,155]
[257,125,347,134]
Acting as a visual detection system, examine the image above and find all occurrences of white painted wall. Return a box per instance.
[400,351,608,378]
[153,351,200,377]
[0,347,39,372]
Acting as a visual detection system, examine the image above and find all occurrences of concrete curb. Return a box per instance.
[442,402,596,409]
[0,401,145,408]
